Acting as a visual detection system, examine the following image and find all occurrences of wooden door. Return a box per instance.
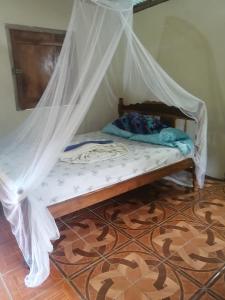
[8,27,65,110]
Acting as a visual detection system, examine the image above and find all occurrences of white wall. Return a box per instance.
[0,0,72,134]
[0,0,116,136]
[134,0,225,179]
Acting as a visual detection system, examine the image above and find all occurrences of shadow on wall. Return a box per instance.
[157,16,225,179]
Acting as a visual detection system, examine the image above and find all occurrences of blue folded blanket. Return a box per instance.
[64,140,114,152]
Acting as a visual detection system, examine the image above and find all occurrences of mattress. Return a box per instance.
[28,131,191,207]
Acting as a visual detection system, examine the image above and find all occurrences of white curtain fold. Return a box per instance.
[0,0,207,287]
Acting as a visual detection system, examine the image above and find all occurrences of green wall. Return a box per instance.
[0,0,115,136]
[134,0,225,178]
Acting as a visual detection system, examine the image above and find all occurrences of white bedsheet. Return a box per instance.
[28,131,190,207]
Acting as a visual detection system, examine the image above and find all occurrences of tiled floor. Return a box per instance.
[0,179,225,299]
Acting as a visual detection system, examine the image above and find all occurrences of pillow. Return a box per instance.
[112,112,168,134]
[113,112,149,134]
[102,123,133,138]
[159,127,189,143]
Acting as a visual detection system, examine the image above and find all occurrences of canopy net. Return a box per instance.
[0,0,207,287]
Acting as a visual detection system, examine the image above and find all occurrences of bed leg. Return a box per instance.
[192,167,199,192]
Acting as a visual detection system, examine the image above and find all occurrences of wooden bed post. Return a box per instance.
[118,98,124,117]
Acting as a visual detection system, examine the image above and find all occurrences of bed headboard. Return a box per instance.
[118,98,194,131]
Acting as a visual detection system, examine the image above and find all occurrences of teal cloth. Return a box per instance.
[159,127,189,142]
[102,123,194,156]
[102,123,133,138]
[129,133,194,155]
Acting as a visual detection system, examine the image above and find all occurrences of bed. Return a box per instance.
[46,99,196,219]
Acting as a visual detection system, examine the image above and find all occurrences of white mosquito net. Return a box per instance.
[0,0,207,287]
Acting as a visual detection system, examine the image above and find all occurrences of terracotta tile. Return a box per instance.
[71,242,160,299]
[3,263,62,300]
[93,196,176,237]
[51,233,104,278]
[0,216,15,246]
[34,280,82,300]
[137,214,210,260]
[0,278,10,300]
[0,239,25,274]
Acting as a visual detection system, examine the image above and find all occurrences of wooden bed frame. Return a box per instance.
[49,98,196,219]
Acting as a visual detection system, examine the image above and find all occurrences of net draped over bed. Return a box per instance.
[0,0,207,287]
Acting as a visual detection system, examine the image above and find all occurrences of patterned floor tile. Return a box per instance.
[62,211,109,239]
[81,223,130,258]
[137,213,211,259]
[71,240,205,300]
[52,222,80,251]
[170,229,225,285]
[138,216,225,286]
[88,198,117,211]
[182,185,225,229]
[134,262,201,299]
[204,179,225,189]
[3,263,63,300]
[60,208,91,224]
[207,266,225,299]
[71,241,161,300]
[93,195,176,237]
[59,209,130,256]
[143,180,196,211]
[1,179,225,299]
[197,292,220,299]
[51,231,104,278]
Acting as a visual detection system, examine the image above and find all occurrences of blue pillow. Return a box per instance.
[159,127,189,143]
[102,123,133,138]
[112,112,168,134]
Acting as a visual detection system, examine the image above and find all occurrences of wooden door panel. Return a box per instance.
[15,44,58,109]
[8,27,65,110]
